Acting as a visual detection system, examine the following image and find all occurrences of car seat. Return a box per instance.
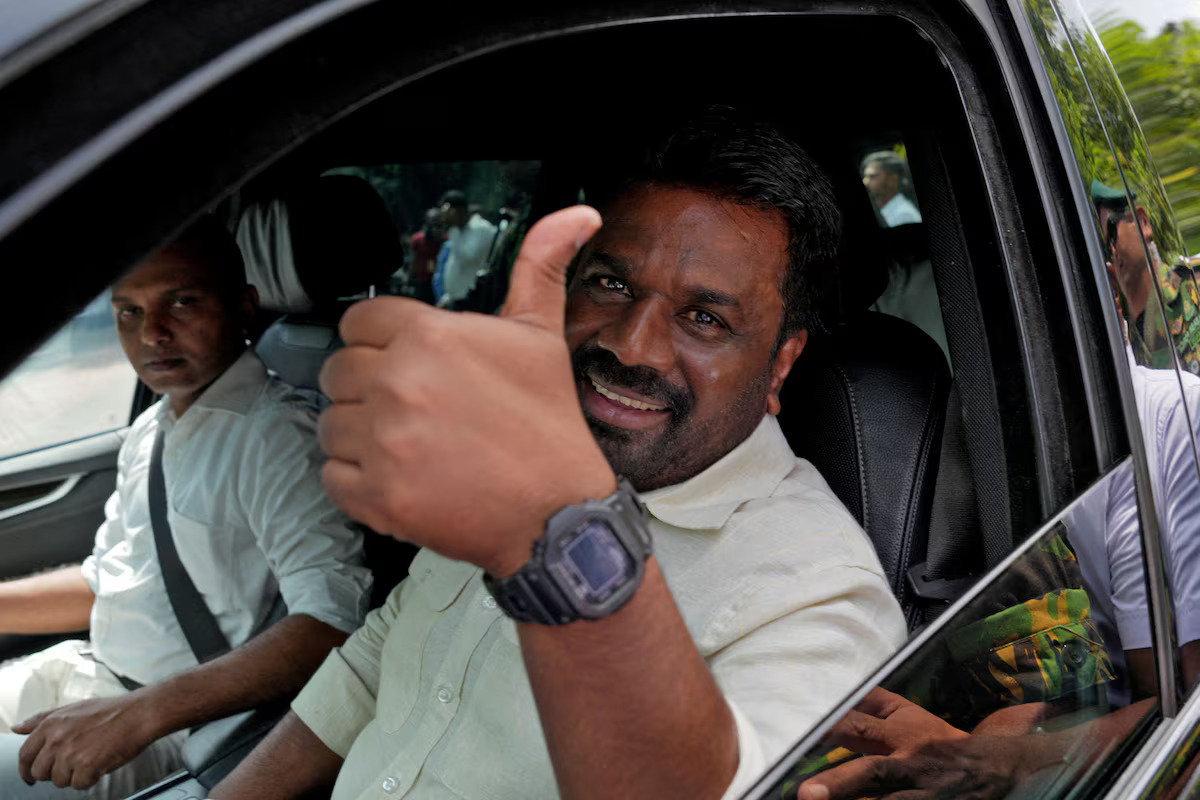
[778,311,950,631]
[239,174,403,391]
[172,175,408,791]
[775,161,953,631]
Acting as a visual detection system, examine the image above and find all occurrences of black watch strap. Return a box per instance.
[484,478,651,625]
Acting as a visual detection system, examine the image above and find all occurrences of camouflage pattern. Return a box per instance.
[1130,253,1200,375]
[773,525,1118,797]
[884,525,1114,730]
[943,588,1114,708]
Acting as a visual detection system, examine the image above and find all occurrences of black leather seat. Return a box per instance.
[778,311,950,629]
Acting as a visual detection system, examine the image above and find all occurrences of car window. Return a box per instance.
[0,289,136,460]
[322,161,539,311]
[754,471,1161,800]
[856,141,949,365]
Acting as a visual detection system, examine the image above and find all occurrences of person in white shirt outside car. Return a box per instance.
[435,189,499,307]
[861,150,922,227]
[0,218,370,799]
[213,106,907,800]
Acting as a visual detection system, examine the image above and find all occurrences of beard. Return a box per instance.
[571,344,771,491]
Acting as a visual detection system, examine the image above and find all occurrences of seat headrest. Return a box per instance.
[237,175,402,312]
[778,311,950,624]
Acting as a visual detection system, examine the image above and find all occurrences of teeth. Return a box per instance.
[591,380,667,411]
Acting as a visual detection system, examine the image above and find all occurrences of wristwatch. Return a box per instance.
[483,478,653,624]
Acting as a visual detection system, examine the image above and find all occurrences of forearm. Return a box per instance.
[0,565,93,633]
[520,558,739,800]
[210,710,342,799]
[131,614,347,740]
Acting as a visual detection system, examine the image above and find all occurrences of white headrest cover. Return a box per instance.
[235,199,313,313]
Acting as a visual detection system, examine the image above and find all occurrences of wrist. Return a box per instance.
[125,683,182,741]
[485,469,618,578]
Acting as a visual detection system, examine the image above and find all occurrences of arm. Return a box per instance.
[209,711,342,799]
[519,558,739,800]
[318,208,745,799]
[15,613,346,789]
[0,565,93,634]
[214,580,403,800]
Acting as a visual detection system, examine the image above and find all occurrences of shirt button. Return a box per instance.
[381,775,399,792]
[482,595,497,610]
[436,685,454,703]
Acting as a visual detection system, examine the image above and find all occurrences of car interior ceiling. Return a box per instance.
[200,13,1040,627]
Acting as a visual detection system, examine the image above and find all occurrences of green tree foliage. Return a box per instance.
[1096,16,1200,256]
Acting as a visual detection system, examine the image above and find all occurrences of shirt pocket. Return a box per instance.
[376,550,477,733]
[167,509,238,615]
[430,627,557,800]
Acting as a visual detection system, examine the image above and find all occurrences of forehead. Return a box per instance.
[590,184,790,293]
[113,244,226,296]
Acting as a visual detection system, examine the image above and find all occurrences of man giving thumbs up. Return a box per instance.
[212,106,905,800]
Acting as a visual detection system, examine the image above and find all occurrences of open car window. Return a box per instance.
[3,1,1200,798]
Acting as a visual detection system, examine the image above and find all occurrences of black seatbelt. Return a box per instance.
[149,430,231,664]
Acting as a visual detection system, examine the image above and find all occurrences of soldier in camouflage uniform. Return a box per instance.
[1092,180,1200,374]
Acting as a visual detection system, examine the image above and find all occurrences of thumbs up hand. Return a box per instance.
[318,206,617,577]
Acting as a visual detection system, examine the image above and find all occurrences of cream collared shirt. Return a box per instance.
[82,350,372,686]
[293,415,906,800]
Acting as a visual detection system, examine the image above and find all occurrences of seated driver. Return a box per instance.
[213,106,907,800]
[0,218,371,798]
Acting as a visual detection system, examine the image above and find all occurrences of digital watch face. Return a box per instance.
[551,520,635,604]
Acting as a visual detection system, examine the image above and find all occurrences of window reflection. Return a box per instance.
[777,470,1155,800]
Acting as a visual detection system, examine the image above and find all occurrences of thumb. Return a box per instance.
[501,205,602,333]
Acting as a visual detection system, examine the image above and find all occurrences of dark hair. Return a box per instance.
[582,105,842,337]
[860,150,909,179]
[439,189,468,209]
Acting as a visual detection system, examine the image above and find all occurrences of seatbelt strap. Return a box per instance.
[149,430,231,664]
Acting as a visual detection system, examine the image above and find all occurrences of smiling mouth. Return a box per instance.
[590,379,668,412]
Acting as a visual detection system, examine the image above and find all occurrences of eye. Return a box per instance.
[170,295,198,308]
[115,306,140,321]
[683,309,725,329]
[596,276,630,294]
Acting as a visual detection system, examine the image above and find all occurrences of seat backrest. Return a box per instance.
[778,311,950,629]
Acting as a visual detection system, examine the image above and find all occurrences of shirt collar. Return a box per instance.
[156,349,267,427]
[639,415,796,531]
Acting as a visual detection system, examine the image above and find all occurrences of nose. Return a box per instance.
[595,299,675,374]
[140,308,173,346]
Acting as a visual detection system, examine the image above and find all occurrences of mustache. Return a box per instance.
[572,345,693,416]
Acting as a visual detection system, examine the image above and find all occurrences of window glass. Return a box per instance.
[856,141,949,364]
[859,146,922,229]
[0,291,136,460]
[762,469,1160,800]
[323,161,540,311]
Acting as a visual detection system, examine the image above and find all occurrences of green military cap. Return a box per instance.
[1091,178,1134,204]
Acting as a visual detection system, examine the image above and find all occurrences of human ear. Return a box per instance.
[1135,207,1154,243]
[242,284,260,324]
[765,330,807,416]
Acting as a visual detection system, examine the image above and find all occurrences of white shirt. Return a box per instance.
[81,350,371,686]
[292,415,906,800]
[880,193,922,227]
[439,214,498,304]
[1067,362,1200,705]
